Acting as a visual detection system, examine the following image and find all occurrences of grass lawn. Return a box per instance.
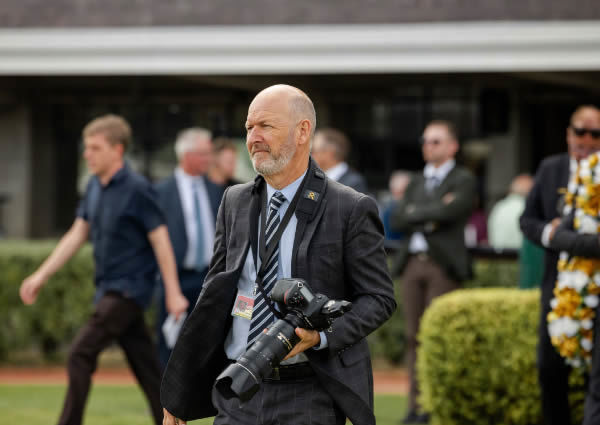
[0,384,406,425]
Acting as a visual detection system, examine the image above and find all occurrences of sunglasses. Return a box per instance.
[420,137,442,146]
[571,126,600,139]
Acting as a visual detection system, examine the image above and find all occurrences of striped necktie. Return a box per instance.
[247,191,286,347]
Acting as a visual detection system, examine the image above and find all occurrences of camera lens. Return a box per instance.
[215,317,300,401]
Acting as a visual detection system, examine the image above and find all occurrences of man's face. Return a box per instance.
[567,109,600,161]
[182,138,213,176]
[421,124,458,166]
[83,133,122,177]
[245,94,297,176]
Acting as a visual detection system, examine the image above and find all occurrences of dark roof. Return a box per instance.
[2,0,599,27]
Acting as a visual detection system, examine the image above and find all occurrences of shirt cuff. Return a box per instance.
[313,331,329,350]
[541,222,554,248]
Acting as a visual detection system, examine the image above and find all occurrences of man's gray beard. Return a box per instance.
[253,139,296,176]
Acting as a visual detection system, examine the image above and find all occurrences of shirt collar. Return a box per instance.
[424,159,455,181]
[175,167,204,184]
[266,168,308,205]
[325,162,349,182]
[102,162,129,187]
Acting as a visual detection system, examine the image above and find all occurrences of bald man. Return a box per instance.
[160,84,396,425]
[520,105,600,425]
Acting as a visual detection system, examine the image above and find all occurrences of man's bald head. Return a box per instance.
[570,105,600,125]
[252,84,316,142]
[245,84,316,188]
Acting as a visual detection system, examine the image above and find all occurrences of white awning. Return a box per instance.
[0,21,599,75]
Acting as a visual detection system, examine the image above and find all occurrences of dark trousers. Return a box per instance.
[156,268,206,370]
[401,254,459,413]
[57,292,162,425]
[538,284,573,425]
[212,375,345,425]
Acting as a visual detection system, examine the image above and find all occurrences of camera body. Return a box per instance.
[215,278,352,401]
[270,277,352,331]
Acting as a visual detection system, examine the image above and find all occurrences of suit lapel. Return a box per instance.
[248,180,262,270]
[431,166,456,196]
[560,154,570,187]
[172,178,186,224]
[555,154,572,217]
[410,174,429,202]
[292,198,327,278]
[170,177,188,258]
[291,158,328,277]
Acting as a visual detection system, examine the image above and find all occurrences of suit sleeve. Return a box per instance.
[327,194,397,354]
[392,171,476,228]
[389,176,419,232]
[160,187,231,419]
[549,213,600,258]
[520,160,552,246]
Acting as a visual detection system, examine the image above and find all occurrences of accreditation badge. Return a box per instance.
[232,294,254,320]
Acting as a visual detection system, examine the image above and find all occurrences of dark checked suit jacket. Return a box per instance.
[160,158,396,425]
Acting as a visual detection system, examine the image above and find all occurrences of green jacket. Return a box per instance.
[390,165,476,281]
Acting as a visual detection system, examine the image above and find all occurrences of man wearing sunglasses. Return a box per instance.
[520,105,600,425]
[390,120,476,424]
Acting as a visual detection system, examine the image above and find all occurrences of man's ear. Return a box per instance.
[451,140,460,157]
[297,119,312,146]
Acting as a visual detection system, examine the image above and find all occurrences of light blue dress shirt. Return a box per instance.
[224,169,327,362]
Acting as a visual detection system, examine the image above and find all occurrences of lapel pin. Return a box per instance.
[303,190,319,201]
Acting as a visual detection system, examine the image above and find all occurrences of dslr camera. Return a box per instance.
[215,278,352,401]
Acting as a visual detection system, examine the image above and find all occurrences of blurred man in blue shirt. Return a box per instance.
[19,114,188,425]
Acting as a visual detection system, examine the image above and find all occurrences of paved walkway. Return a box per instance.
[0,366,408,394]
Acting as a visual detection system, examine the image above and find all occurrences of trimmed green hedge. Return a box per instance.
[418,288,584,425]
[0,241,95,361]
[0,239,520,366]
[464,260,520,289]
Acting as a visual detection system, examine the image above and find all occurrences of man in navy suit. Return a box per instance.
[311,127,369,194]
[155,128,224,369]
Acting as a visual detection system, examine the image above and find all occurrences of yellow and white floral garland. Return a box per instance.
[548,153,600,369]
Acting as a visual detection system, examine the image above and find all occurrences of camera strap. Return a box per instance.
[253,159,327,320]
[254,175,304,320]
